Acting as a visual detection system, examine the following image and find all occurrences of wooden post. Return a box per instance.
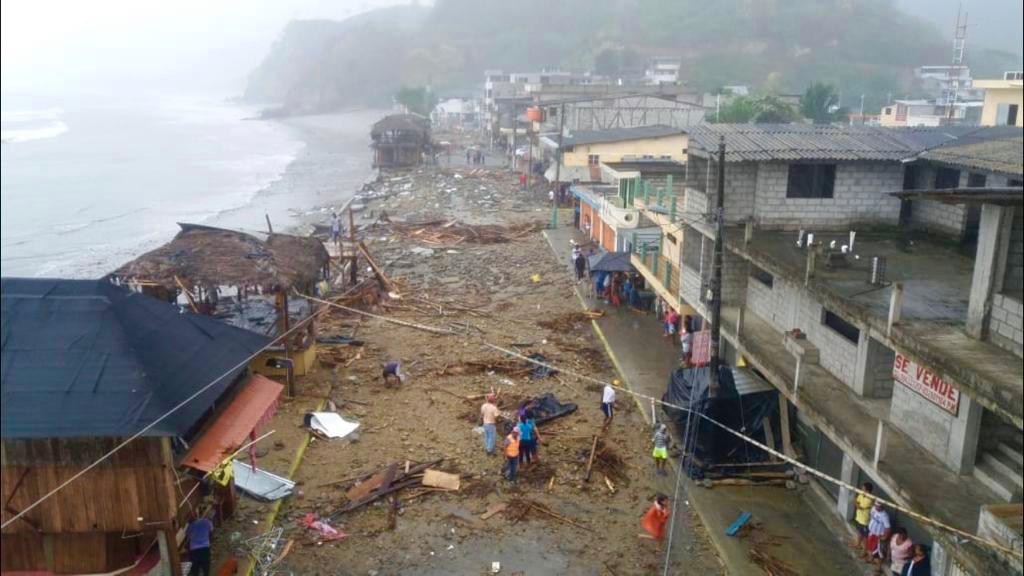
[157,529,183,576]
[793,357,803,399]
[778,395,794,458]
[348,206,358,285]
[265,214,274,235]
[744,221,754,245]
[584,434,599,481]
[762,416,778,461]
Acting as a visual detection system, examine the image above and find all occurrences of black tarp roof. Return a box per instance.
[1,278,271,439]
[587,251,635,273]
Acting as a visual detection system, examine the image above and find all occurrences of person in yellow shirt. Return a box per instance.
[852,481,874,551]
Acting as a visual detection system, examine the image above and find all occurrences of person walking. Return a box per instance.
[640,494,671,551]
[601,381,617,428]
[888,527,913,576]
[574,251,587,282]
[186,512,214,576]
[652,423,670,476]
[480,393,500,455]
[516,410,540,469]
[503,428,520,483]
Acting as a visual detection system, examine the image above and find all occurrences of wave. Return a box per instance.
[1,120,69,143]
[1,107,63,122]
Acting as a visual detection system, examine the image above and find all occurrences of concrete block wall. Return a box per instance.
[889,379,982,474]
[909,199,968,237]
[1003,206,1023,295]
[744,272,859,389]
[684,157,757,222]
[752,162,904,230]
[989,293,1024,357]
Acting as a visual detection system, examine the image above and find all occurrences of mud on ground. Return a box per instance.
[213,145,722,576]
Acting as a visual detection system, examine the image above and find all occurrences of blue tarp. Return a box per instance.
[1,278,271,439]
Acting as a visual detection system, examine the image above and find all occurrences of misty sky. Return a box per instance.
[0,0,408,97]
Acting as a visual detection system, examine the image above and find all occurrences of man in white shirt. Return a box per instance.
[602,381,618,427]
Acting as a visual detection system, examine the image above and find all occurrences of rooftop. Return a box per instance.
[370,113,431,136]
[602,159,688,175]
[0,278,270,439]
[919,134,1024,177]
[684,124,1013,163]
[561,124,683,147]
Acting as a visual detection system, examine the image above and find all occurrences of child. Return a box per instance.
[640,494,671,551]
[503,428,521,482]
[652,423,670,476]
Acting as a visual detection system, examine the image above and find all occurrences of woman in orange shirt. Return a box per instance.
[641,494,671,550]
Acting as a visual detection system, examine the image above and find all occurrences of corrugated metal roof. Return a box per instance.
[919,135,1023,176]
[562,124,683,147]
[685,124,977,163]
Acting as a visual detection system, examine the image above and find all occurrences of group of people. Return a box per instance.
[853,482,931,576]
[465,147,487,165]
[661,307,695,366]
[479,393,541,483]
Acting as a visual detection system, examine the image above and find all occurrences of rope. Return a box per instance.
[297,290,1023,560]
[0,281,370,531]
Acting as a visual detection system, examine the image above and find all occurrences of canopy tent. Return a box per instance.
[660,365,778,469]
[587,251,635,273]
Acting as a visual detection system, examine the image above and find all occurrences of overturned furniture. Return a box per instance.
[111,223,331,379]
[371,113,432,168]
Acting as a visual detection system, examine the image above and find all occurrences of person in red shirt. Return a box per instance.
[640,494,671,551]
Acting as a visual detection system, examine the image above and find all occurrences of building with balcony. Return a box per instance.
[672,124,1023,576]
[975,73,1024,127]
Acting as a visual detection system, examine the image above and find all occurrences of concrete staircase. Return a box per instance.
[973,436,1024,502]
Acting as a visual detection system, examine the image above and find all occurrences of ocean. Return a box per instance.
[1,94,377,278]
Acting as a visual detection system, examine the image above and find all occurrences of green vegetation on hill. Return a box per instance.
[245,0,1020,115]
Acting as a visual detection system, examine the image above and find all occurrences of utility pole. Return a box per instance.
[551,101,566,229]
[708,135,726,396]
[509,106,518,174]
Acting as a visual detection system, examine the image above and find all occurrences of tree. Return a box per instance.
[711,95,798,123]
[800,82,842,124]
[395,86,437,117]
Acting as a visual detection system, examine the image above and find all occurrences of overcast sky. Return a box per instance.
[0,0,407,97]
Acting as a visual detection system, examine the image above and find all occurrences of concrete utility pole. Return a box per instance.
[708,135,726,396]
[510,107,518,174]
[551,101,566,229]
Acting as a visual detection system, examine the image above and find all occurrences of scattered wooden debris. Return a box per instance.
[507,499,592,531]
[480,502,508,520]
[329,458,444,519]
[422,469,461,491]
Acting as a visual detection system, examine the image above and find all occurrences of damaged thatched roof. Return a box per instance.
[371,113,430,137]
[112,223,328,291]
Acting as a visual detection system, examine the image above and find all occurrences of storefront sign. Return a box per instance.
[892,353,959,416]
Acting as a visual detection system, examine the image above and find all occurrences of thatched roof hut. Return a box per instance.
[371,113,432,167]
[112,223,328,293]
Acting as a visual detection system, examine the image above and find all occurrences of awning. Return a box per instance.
[588,251,635,272]
[182,374,284,472]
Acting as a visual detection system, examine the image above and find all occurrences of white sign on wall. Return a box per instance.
[892,352,960,416]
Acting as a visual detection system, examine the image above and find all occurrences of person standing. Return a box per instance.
[888,527,913,576]
[865,501,891,566]
[516,411,540,469]
[186,512,214,576]
[680,325,693,366]
[901,544,930,576]
[853,482,875,552]
[330,212,341,246]
[503,428,520,482]
[601,381,617,428]
[574,251,587,283]
[652,423,670,476]
[480,393,500,455]
[640,494,671,551]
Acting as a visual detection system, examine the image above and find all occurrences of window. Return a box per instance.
[996,103,1020,126]
[935,167,961,189]
[967,172,987,188]
[884,107,893,115]
[902,165,921,191]
[822,309,860,343]
[588,154,600,166]
[750,264,774,288]
[786,164,836,199]
[665,233,677,245]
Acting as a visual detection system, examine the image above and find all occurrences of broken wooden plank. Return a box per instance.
[422,469,460,491]
[584,434,599,482]
[357,240,395,292]
[345,464,395,501]
[480,502,508,520]
[527,502,592,532]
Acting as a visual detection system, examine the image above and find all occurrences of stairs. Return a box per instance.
[973,437,1024,502]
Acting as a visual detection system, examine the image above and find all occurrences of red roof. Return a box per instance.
[182,374,283,472]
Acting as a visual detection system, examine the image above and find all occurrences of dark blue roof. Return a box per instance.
[1,278,271,439]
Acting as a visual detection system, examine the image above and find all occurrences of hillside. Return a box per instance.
[245,0,1020,114]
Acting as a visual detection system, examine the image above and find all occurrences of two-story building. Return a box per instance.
[975,72,1024,127]
[673,124,1023,576]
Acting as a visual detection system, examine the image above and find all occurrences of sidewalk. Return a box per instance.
[544,224,870,576]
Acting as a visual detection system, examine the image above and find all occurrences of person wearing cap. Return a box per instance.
[652,423,671,476]
[480,393,500,455]
[602,381,618,428]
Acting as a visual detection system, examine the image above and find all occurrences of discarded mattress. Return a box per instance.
[530,393,577,426]
[233,460,295,501]
[304,412,360,439]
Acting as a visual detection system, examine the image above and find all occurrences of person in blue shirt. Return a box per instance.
[516,410,541,469]
[186,512,214,576]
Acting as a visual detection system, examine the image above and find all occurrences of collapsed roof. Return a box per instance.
[112,223,329,292]
[1,278,270,439]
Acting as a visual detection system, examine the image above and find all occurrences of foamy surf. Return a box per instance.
[1,108,69,143]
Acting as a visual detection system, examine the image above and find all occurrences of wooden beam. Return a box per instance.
[584,434,599,482]
[357,241,395,292]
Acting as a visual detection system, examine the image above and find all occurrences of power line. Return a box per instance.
[0,280,371,531]
[297,290,1022,559]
